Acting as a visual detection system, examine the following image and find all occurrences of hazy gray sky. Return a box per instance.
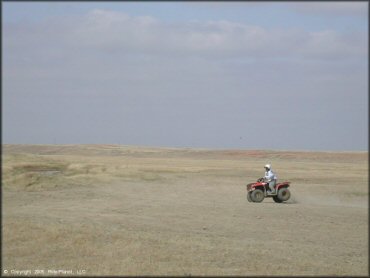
[3,2,368,151]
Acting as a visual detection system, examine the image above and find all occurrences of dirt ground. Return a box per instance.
[2,144,368,276]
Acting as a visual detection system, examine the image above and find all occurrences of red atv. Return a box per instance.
[246,178,291,203]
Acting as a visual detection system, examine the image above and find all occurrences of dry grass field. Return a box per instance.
[2,144,368,276]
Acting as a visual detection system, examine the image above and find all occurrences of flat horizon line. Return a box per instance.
[2,143,368,153]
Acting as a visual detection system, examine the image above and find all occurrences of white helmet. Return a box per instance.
[264,164,271,170]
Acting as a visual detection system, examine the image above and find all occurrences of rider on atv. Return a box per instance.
[264,164,277,193]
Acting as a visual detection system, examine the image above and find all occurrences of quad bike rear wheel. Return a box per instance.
[277,188,290,202]
[250,189,265,203]
[272,196,283,203]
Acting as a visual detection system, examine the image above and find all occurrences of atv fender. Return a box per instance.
[276,182,290,191]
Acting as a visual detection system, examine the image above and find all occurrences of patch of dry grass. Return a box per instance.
[2,144,368,276]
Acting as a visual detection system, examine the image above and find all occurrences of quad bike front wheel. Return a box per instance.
[250,189,265,203]
[247,192,252,202]
[276,188,291,202]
